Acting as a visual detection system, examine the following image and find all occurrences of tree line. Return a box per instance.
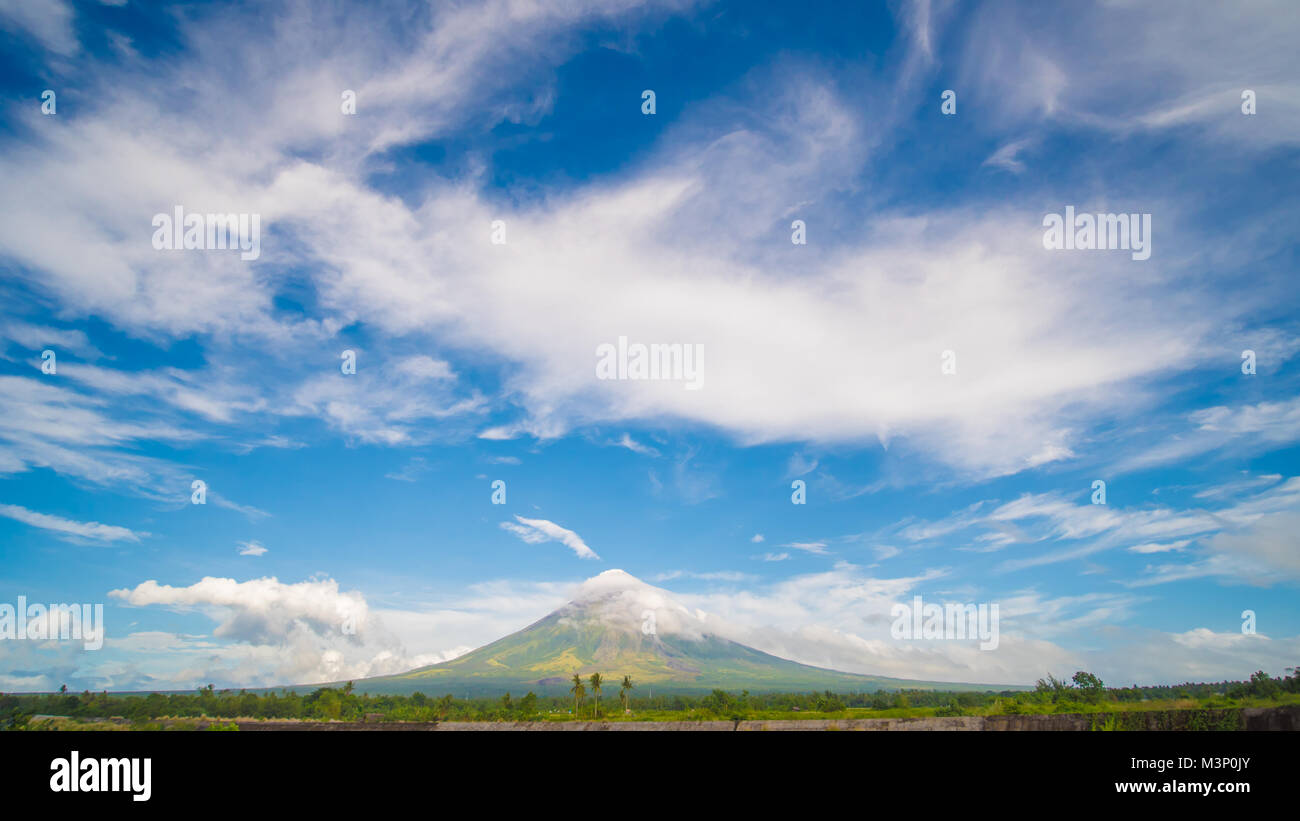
[2,666,1296,727]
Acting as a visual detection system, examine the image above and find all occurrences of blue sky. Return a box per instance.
[0,0,1298,691]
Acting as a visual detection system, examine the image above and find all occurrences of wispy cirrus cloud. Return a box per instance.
[236,540,268,556]
[2,0,1294,487]
[500,515,600,560]
[385,457,432,482]
[981,136,1034,173]
[0,502,145,543]
[783,541,830,556]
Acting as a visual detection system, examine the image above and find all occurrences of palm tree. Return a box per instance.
[620,675,634,714]
[569,673,586,717]
[589,673,603,718]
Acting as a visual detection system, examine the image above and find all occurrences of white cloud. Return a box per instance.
[873,545,901,560]
[651,570,754,583]
[237,540,268,556]
[385,457,432,482]
[104,575,438,686]
[787,452,818,477]
[207,490,271,521]
[0,374,276,517]
[982,136,1034,173]
[0,0,77,56]
[1199,511,1300,584]
[628,565,1298,686]
[500,515,600,560]
[1194,473,1284,500]
[0,320,103,359]
[0,502,145,543]
[955,0,1300,149]
[286,360,488,446]
[519,566,1298,685]
[891,476,1300,584]
[783,541,829,555]
[1127,540,1190,554]
[110,576,367,644]
[57,364,267,424]
[1116,397,1300,474]
[391,355,456,382]
[1,0,1292,487]
[612,433,659,456]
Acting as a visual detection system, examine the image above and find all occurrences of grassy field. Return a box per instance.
[14,692,1299,730]
[527,692,1300,722]
[8,667,1296,728]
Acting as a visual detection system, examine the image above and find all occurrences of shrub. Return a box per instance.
[995,698,1027,715]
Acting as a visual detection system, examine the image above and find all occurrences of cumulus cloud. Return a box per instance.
[110,576,368,644]
[105,576,437,686]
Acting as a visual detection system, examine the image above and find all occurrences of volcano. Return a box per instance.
[351,570,995,696]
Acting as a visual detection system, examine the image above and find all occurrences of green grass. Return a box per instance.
[452,693,1300,723]
[16,695,1296,729]
[9,677,1296,728]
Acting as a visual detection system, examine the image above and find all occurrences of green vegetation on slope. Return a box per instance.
[348,610,996,696]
